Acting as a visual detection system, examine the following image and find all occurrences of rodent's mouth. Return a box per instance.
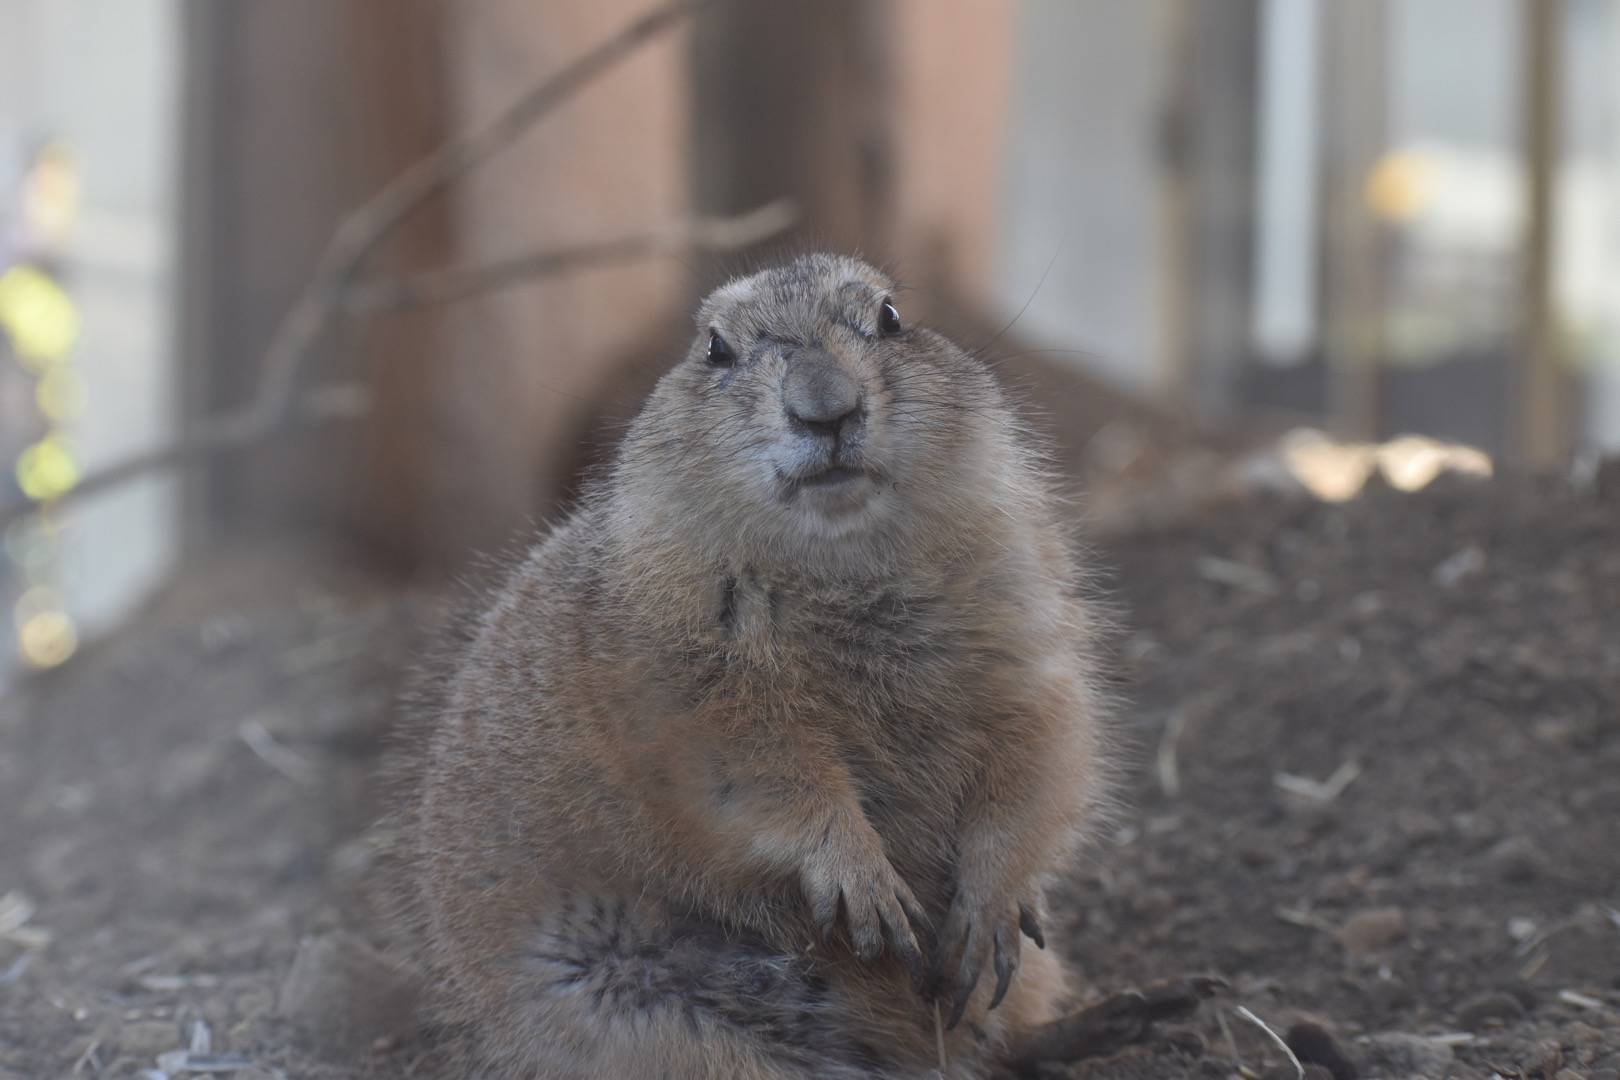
[791,465,863,489]
[775,463,871,502]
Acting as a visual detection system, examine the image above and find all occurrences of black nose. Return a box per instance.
[782,354,862,437]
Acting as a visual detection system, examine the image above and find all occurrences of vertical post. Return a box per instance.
[177,0,456,559]
[1184,0,1263,418]
[175,0,230,551]
[341,0,459,568]
[1252,0,1323,368]
[1319,0,1387,442]
[691,0,895,267]
[1154,0,1196,413]
[1517,0,1565,466]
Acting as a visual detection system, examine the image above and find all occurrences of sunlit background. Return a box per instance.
[2,0,1619,682]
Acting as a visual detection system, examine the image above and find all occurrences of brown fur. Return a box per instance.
[397,255,1110,1078]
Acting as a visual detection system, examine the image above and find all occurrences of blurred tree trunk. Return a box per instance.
[692,0,895,264]
[178,0,457,568]
[1187,0,1261,418]
[1156,0,1262,417]
[435,2,688,567]
[180,1,689,575]
[343,1,462,571]
[1319,0,1388,441]
[1515,0,1569,466]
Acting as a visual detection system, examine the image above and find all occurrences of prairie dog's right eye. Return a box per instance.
[707,331,736,368]
[878,299,902,336]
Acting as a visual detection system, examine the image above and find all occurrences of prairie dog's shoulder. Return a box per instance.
[452,508,617,696]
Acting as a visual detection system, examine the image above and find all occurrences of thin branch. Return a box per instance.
[252,0,712,427]
[0,197,791,531]
[1233,1006,1305,1079]
[0,385,370,531]
[0,0,710,531]
[344,199,797,312]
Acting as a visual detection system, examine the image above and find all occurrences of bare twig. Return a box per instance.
[0,952,31,984]
[1557,989,1605,1010]
[1275,905,1336,934]
[71,1038,101,1075]
[1233,1006,1304,1079]
[0,0,713,532]
[0,384,370,531]
[137,973,222,992]
[239,716,319,786]
[252,0,713,425]
[1274,760,1362,803]
[1513,911,1591,958]
[1216,1008,1241,1068]
[932,999,948,1075]
[1156,709,1187,798]
[345,200,797,312]
[1195,555,1280,596]
[0,891,34,937]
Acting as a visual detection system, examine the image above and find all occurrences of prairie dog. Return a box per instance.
[403,254,1108,1078]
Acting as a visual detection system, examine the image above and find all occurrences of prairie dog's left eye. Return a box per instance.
[707,330,736,368]
[878,299,902,336]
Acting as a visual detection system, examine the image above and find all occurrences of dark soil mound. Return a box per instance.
[1,475,1616,1078]
[1065,471,1620,1078]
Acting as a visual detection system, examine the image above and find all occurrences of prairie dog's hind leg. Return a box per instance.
[470,896,890,1080]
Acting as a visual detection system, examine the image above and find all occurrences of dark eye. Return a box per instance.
[878,299,902,336]
[707,330,736,367]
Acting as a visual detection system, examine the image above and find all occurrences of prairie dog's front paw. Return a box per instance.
[799,820,928,981]
[932,889,1047,1028]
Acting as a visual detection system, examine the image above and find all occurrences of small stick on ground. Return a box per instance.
[239,718,318,786]
[1004,975,1226,1074]
[1274,760,1362,802]
[71,1038,100,1075]
[1234,1005,1304,1079]
[1157,709,1187,798]
[1275,906,1336,934]
[1557,989,1604,1010]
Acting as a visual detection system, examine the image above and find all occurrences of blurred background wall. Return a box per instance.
[0,0,180,670]
[3,0,1620,680]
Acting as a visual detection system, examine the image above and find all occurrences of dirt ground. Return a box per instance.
[2,469,1617,1079]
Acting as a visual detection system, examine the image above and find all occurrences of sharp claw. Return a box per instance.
[989,933,1016,1010]
[989,971,1012,1010]
[897,889,931,935]
[885,895,927,982]
[896,937,926,986]
[931,906,966,985]
[946,975,975,1030]
[1018,901,1045,949]
[944,922,984,1030]
[907,949,928,988]
[883,914,925,984]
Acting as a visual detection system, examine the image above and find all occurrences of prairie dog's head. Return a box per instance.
[614,254,1020,567]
